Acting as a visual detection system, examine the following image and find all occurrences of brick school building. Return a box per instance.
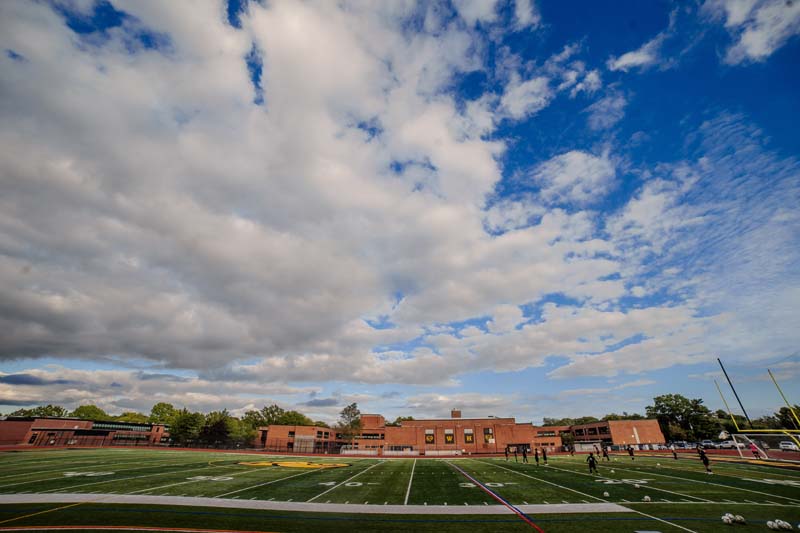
[0,416,169,447]
[257,409,665,456]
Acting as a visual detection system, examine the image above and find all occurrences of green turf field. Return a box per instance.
[0,448,798,532]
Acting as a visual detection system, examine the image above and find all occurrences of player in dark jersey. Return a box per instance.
[587,452,598,474]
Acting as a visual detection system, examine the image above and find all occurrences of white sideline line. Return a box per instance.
[477,460,697,533]
[543,463,711,503]
[213,469,317,498]
[306,461,382,503]
[632,508,698,533]
[606,463,800,504]
[36,462,236,494]
[403,459,417,505]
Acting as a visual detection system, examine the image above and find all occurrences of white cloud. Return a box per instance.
[585,92,627,130]
[513,0,541,30]
[705,0,800,64]
[499,74,552,120]
[452,0,499,26]
[607,35,665,72]
[532,150,617,206]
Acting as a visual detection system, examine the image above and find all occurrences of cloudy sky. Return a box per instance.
[1,0,799,424]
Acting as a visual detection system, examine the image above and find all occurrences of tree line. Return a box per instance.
[542,394,800,442]
[5,402,364,448]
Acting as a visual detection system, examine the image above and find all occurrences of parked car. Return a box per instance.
[779,441,799,451]
[700,440,717,449]
[719,440,746,449]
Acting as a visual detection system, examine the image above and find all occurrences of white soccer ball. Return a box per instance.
[603,491,609,497]
[768,521,777,530]
[721,515,733,525]
[610,469,615,473]
[642,495,651,502]
[633,483,640,489]
[657,463,661,466]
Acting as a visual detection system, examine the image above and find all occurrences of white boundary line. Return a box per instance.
[306,461,382,503]
[403,459,416,505]
[474,460,697,533]
[630,507,698,533]
[36,462,236,494]
[605,463,800,504]
[213,469,318,498]
[0,459,203,489]
[538,462,712,503]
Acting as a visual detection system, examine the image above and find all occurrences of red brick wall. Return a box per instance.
[0,420,35,445]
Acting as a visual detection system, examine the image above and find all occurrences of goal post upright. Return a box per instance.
[714,361,800,459]
[768,368,800,430]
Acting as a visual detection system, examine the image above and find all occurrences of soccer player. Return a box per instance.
[697,446,712,474]
[522,446,528,463]
[534,447,540,466]
[587,452,598,474]
[602,445,610,461]
[670,443,678,460]
[513,446,518,463]
[749,442,760,459]
[628,445,635,460]
[505,446,509,461]
[542,447,548,465]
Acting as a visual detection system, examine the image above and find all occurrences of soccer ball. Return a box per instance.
[768,521,777,530]
[657,463,661,466]
[603,491,610,497]
[633,484,640,489]
[721,515,733,525]
[642,495,651,502]
[610,469,615,473]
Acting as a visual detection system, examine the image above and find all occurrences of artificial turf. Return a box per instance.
[0,448,798,532]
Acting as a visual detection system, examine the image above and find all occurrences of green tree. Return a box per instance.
[603,412,645,421]
[313,420,330,428]
[71,404,111,421]
[277,410,314,426]
[228,417,257,446]
[169,408,204,445]
[338,403,362,446]
[148,402,177,425]
[646,394,716,441]
[775,405,800,430]
[116,412,149,423]
[542,416,599,426]
[386,416,414,427]
[9,404,69,417]
[200,410,233,444]
[241,404,286,429]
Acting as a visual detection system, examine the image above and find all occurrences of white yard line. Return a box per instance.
[607,463,800,504]
[0,459,206,490]
[631,507,698,533]
[476,460,606,502]
[306,461,383,503]
[542,463,711,503]
[213,469,317,498]
[477,460,698,533]
[36,462,235,494]
[403,458,416,506]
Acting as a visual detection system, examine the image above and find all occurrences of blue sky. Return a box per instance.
[0,0,799,424]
